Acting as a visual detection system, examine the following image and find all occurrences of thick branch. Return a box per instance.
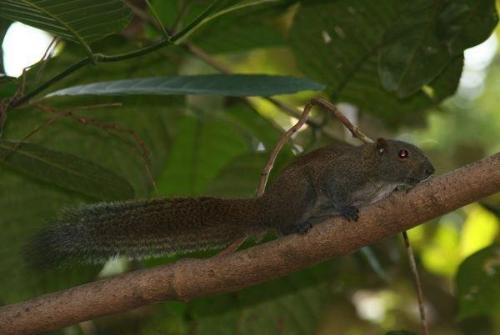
[1,153,499,335]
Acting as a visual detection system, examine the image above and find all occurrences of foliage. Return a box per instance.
[456,243,500,318]
[0,0,498,334]
[0,0,132,56]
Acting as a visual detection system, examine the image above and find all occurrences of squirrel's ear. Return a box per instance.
[376,138,387,155]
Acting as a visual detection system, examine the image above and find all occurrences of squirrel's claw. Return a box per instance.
[340,205,359,221]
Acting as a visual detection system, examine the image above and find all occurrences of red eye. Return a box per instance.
[398,149,409,159]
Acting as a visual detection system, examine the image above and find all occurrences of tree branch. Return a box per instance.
[1,153,499,335]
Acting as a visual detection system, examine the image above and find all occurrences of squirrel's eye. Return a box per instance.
[398,149,409,159]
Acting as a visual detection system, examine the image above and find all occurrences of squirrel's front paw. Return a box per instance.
[340,205,359,221]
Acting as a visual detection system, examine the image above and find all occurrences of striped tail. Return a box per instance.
[25,197,264,268]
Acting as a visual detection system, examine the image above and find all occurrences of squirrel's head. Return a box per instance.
[371,138,434,185]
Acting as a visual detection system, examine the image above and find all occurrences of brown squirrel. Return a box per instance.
[26,138,434,267]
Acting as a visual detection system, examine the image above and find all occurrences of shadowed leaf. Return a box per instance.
[45,75,325,98]
[157,114,249,197]
[378,0,451,97]
[438,0,498,55]
[456,243,500,318]
[0,140,134,200]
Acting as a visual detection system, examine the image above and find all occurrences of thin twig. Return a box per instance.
[34,37,59,84]
[309,97,373,144]
[124,0,171,38]
[257,102,313,195]
[402,231,429,335]
[145,0,170,38]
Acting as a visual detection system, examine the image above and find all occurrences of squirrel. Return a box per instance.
[25,138,434,267]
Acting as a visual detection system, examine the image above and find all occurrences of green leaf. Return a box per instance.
[0,75,17,98]
[385,331,418,335]
[45,75,325,98]
[0,0,132,55]
[224,103,282,150]
[158,114,249,197]
[190,1,287,54]
[428,55,464,100]
[378,0,451,97]
[206,151,293,198]
[456,243,500,318]
[289,0,462,127]
[438,0,498,55]
[205,153,266,197]
[0,140,134,201]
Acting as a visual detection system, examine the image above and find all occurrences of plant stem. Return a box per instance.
[9,58,91,108]
[402,230,429,335]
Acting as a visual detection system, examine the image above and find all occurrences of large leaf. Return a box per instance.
[189,1,287,54]
[0,0,132,55]
[44,75,325,98]
[223,103,283,150]
[0,140,134,201]
[289,0,463,126]
[378,0,451,97]
[206,151,293,198]
[157,114,250,197]
[205,153,267,197]
[438,0,499,55]
[456,243,500,318]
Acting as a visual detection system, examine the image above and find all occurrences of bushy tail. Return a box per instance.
[25,197,263,268]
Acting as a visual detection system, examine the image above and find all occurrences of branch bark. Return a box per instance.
[1,153,499,335]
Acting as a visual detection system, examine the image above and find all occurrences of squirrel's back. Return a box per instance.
[26,197,264,267]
